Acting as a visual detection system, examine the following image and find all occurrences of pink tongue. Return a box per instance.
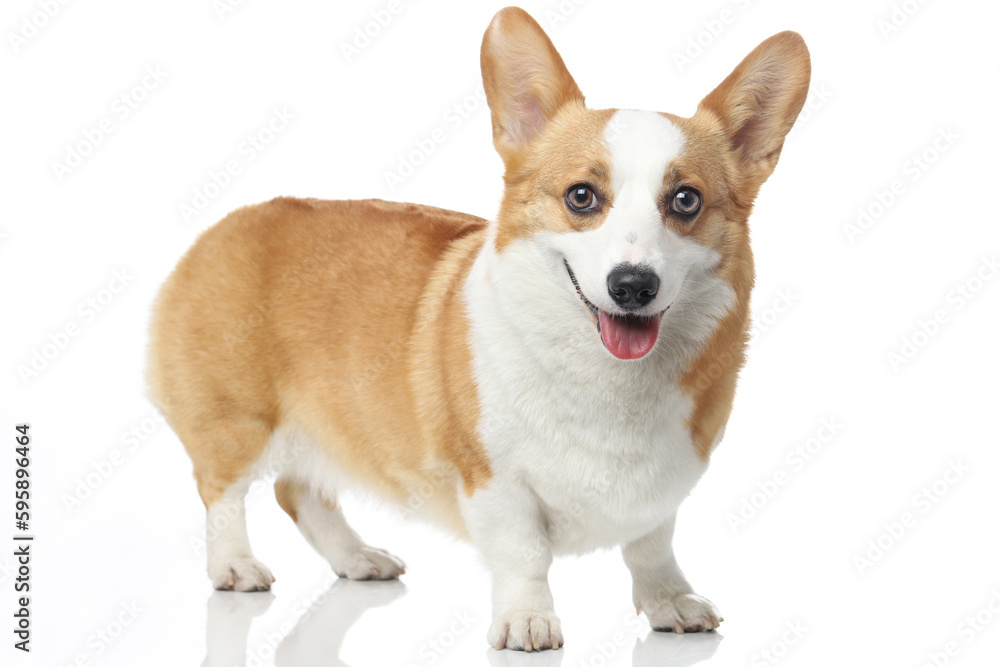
[598,311,661,359]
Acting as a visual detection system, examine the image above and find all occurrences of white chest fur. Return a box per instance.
[463,235,731,554]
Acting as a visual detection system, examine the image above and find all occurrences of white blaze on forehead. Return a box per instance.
[530,109,707,318]
[598,110,687,269]
[604,109,685,201]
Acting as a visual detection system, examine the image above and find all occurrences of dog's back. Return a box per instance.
[148,197,489,515]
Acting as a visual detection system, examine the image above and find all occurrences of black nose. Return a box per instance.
[607,264,659,310]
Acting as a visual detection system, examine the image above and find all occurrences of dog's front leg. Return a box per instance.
[623,515,723,634]
[462,482,562,651]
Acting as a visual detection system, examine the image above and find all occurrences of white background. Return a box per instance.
[2,0,999,665]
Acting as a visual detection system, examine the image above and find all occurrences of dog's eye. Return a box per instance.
[670,188,702,217]
[565,184,598,212]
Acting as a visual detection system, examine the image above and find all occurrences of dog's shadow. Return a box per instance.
[201,578,406,667]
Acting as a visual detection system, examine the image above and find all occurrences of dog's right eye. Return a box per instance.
[565,184,598,212]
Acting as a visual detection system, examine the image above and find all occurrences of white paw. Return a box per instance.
[331,546,406,580]
[488,609,563,651]
[209,555,276,592]
[640,593,722,634]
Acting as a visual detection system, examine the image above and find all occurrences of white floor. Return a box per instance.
[28,414,1000,667]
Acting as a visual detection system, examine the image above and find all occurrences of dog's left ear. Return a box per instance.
[697,31,811,185]
[481,7,584,164]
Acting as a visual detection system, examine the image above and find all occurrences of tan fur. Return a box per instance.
[479,22,809,461]
[482,9,620,252]
[274,477,340,524]
[697,31,811,188]
[662,113,756,461]
[481,7,585,161]
[273,477,300,522]
[495,104,617,250]
[679,32,810,459]
[148,198,490,522]
[150,12,809,546]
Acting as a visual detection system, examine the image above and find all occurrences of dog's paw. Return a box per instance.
[640,593,722,634]
[209,556,276,592]
[331,546,406,580]
[488,609,563,651]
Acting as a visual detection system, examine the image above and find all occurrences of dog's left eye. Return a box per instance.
[565,184,598,212]
[670,188,702,217]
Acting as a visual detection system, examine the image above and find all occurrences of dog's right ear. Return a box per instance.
[481,7,584,164]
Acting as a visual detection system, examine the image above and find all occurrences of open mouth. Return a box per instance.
[564,260,665,360]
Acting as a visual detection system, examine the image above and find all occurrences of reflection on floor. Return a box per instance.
[202,578,405,667]
[201,578,721,667]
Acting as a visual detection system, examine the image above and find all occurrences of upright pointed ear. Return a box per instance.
[698,31,811,184]
[481,7,584,164]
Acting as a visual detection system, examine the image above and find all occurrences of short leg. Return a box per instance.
[462,482,562,651]
[206,479,275,591]
[622,516,722,633]
[274,478,405,580]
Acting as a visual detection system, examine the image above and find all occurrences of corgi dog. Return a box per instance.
[148,6,809,652]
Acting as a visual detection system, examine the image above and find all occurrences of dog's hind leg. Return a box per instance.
[203,477,275,592]
[182,416,277,592]
[274,477,406,580]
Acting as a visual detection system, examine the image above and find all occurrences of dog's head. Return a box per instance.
[480,7,810,360]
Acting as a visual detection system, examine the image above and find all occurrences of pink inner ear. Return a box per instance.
[508,96,547,148]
